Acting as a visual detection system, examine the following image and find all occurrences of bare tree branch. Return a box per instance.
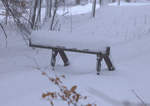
[131,89,147,106]
[1,0,31,46]
[0,23,7,39]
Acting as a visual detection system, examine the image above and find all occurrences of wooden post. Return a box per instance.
[106,47,110,56]
[51,49,58,69]
[96,53,103,75]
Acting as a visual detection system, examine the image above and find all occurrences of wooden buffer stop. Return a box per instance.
[29,31,115,75]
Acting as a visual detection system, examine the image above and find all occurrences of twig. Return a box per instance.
[1,0,31,46]
[0,23,7,39]
[131,89,146,106]
[0,23,7,47]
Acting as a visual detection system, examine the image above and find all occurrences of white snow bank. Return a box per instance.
[109,1,150,6]
[57,3,100,16]
[31,30,109,52]
[31,6,150,54]
[71,6,150,45]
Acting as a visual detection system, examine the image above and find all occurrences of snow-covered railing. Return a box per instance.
[30,30,115,75]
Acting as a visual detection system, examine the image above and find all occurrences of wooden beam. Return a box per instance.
[29,41,108,55]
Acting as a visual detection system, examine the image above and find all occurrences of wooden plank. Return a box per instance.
[29,41,108,55]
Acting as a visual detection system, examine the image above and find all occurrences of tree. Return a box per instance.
[45,0,52,19]
[112,0,116,2]
[118,0,120,5]
[76,0,80,4]
[1,0,31,42]
[92,0,96,17]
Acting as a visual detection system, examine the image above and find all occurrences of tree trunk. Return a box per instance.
[112,0,116,2]
[99,0,102,6]
[35,0,42,28]
[118,0,120,5]
[31,0,38,29]
[50,0,58,30]
[76,0,80,5]
[92,0,96,17]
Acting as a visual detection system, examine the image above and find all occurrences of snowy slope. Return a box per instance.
[1,4,150,106]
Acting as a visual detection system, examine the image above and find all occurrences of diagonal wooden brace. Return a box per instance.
[58,49,70,66]
[103,47,115,71]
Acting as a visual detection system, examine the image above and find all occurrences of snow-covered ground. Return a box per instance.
[109,1,150,6]
[57,3,100,16]
[1,3,150,106]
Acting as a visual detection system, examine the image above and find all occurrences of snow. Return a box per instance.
[57,3,100,16]
[109,1,150,6]
[1,2,150,106]
[31,31,109,52]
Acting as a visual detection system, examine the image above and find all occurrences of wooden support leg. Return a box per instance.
[59,50,70,66]
[96,53,103,75]
[103,47,115,71]
[51,49,58,69]
[103,55,115,71]
[106,47,110,56]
